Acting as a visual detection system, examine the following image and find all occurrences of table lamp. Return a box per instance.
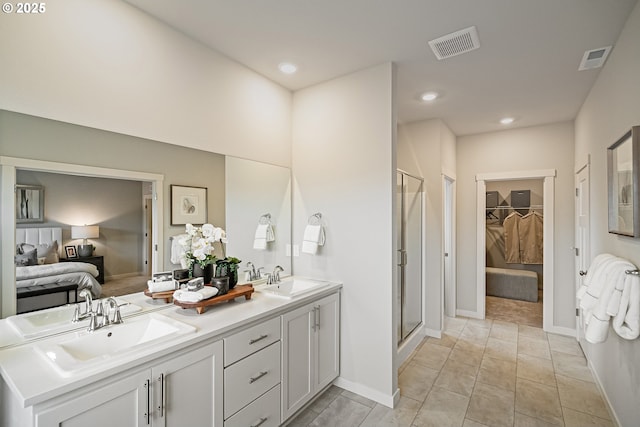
[71,225,99,257]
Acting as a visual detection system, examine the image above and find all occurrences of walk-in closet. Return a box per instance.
[485,179,543,327]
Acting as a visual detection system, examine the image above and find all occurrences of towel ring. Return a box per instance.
[308,212,322,225]
[259,213,271,225]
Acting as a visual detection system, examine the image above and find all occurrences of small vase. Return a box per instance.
[215,260,239,289]
[191,263,213,285]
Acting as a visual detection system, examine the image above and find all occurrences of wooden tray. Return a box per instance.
[173,284,254,314]
[144,288,175,303]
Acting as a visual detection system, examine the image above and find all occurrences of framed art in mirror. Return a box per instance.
[171,184,207,225]
[608,126,640,237]
[16,185,44,223]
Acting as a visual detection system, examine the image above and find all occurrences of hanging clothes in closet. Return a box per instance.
[503,211,522,264]
[520,211,543,264]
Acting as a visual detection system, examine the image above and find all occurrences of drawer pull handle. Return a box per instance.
[249,334,269,345]
[249,371,269,384]
[250,417,268,427]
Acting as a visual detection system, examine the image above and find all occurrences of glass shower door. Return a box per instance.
[397,171,423,344]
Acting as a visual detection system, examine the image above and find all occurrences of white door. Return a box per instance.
[143,195,153,276]
[443,176,456,319]
[575,164,590,348]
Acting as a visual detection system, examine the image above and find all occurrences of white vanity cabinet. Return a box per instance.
[281,293,340,421]
[30,341,224,427]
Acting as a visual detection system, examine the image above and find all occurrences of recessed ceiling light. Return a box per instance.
[500,117,514,125]
[421,91,439,102]
[278,62,298,74]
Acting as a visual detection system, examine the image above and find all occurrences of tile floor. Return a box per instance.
[287,317,613,427]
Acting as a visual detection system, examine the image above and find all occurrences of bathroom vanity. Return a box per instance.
[0,278,341,427]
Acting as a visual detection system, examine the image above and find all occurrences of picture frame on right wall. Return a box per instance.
[608,126,640,237]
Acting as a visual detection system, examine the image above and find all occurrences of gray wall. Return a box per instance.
[574,1,640,425]
[16,171,143,278]
[0,110,226,271]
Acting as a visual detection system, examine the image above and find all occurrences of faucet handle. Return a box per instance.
[95,300,104,317]
[87,312,99,332]
[72,304,81,322]
[112,308,123,325]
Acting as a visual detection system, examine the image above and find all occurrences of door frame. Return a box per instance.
[442,172,457,323]
[575,155,590,346]
[475,169,556,332]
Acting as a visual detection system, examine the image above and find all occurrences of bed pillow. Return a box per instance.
[18,242,59,264]
[15,249,37,266]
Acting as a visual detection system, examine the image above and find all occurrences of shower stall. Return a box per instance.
[397,170,424,344]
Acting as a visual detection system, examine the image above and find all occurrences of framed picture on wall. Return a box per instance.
[608,126,640,237]
[16,185,44,223]
[171,185,208,225]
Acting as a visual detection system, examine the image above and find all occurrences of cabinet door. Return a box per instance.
[281,304,314,421]
[35,370,151,427]
[152,341,223,427]
[314,293,340,391]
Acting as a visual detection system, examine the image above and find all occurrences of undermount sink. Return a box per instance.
[7,298,142,339]
[258,277,330,299]
[36,313,196,377]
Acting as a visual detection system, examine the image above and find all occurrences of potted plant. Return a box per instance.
[178,223,226,284]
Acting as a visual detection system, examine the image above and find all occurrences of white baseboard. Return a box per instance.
[545,325,576,337]
[397,329,425,366]
[423,327,441,338]
[333,377,399,409]
[587,359,621,427]
[456,309,482,319]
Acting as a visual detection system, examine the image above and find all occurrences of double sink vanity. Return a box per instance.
[0,276,341,427]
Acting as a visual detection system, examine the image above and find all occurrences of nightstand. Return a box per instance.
[60,255,105,284]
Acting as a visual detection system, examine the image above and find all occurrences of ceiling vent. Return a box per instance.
[428,26,480,60]
[579,46,612,71]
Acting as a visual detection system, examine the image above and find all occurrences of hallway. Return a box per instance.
[288,317,612,427]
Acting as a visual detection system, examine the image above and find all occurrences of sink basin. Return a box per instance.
[7,298,142,339]
[36,313,196,376]
[258,277,330,299]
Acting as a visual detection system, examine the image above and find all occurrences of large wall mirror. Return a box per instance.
[608,126,640,237]
[0,110,291,319]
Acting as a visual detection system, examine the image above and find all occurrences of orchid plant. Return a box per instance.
[178,223,227,270]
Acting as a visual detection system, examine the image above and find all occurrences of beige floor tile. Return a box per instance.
[360,396,422,427]
[412,342,452,371]
[461,324,491,341]
[477,355,517,391]
[413,387,470,427]
[428,332,458,349]
[398,361,440,401]
[448,347,484,368]
[485,336,518,362]
[453,336,487,354]
[515,378,563,426]
[308,385,342,413]
[562,407,614,427]
[551,351,593,382]
[434,365,477,397]
[518,335,551,360]
[547,334,584,357]
[309,395,371,427]
[514,412,562,427]
[466,318,494,330]
[556,374,610,420]
[463,419,490,427]
[492,319,520,331]
[467,382,515,427]
[519,324,547,340]
[445,316,468,335]
[490,323,519,343]
[342,389,377,408]
[516,353,556,386]
[286,404,321,427]
[442,356,481,377]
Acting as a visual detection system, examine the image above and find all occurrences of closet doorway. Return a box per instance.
[396,170,424,345]
[475,170,555,332]
[485,180,544,327]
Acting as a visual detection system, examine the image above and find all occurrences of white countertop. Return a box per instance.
[0,279,341,408]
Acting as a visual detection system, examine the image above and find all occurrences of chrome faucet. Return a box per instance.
[246,262,258,281]
[72,289,94,322]
[106,297,124,325]
[86,298,124,332]
[266,265,284,285]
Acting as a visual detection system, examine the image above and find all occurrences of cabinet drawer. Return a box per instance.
[225,384,280,427]
[224,342,281,418]
[224,316,280,366]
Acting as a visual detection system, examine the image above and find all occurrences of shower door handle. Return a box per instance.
[398,250,407,266]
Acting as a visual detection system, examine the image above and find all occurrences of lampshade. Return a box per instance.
[71,225,99,239]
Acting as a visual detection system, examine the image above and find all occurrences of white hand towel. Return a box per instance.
[147,280,176,293]
[173,287,218,303]
[301,224,325,255]
[612,273,640,340]
[253,223,275,250]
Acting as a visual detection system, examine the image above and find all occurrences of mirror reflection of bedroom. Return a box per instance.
[485,180,543,327]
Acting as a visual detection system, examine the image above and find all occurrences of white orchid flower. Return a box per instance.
[185,223,197,236]
[201,223,214,238]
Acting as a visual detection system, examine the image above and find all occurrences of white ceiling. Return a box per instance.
[124,0,637,136]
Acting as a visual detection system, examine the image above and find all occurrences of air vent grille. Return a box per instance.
[428,26,480,60]
[578,46,612,70]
